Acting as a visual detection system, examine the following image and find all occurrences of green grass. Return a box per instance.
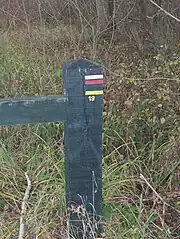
[0,26,179,238]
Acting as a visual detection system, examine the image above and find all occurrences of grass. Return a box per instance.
[0,25,180,238]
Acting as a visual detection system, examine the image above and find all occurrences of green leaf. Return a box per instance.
[56,68,62,78]
[0,198,5,209]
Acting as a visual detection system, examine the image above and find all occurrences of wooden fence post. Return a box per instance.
[0,59,104,239]
[63,59,104,238]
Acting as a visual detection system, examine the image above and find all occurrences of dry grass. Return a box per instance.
[0,22,179,238]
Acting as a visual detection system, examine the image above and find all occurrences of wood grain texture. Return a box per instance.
[63,59,103,238]
[0,95,67,126]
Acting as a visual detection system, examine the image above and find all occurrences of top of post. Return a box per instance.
[62,59,103,71]
[62,59,104,97]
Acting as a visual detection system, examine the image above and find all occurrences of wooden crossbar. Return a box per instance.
[0,95,67,126]
[0,59,104,238]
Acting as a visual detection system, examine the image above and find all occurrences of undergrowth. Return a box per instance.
[0,25,179,238]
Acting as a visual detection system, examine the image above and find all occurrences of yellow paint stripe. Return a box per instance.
[85,90,103,96]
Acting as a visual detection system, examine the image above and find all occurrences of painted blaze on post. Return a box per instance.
[63,59,104,238]
[0,59,104,238]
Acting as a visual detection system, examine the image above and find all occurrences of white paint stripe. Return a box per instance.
[85,75,103,80]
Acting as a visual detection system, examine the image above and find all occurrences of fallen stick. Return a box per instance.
[140,174,180,214]
[18,172,31,239]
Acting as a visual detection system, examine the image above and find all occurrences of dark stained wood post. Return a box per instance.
[0,59,104,239]
[63,59,104,238]
[0,96,67,125]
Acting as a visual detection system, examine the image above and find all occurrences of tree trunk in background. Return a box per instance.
[95,0,109,33]
[138,0,152,54]
[139,0,150,36]
[108,0,116,30]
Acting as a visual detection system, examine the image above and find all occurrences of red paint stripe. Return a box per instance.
[85,79,104,85]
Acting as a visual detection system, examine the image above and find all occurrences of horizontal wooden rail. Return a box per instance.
[0,59,104,238]
[0,95,67,126]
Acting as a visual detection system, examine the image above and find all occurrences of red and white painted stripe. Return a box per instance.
[85,75,104,85]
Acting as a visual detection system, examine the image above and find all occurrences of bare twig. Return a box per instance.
[0,7,27,25]
[148,0,180,23]
[18,172,31,239]
[140,174,165,202]
[21,0,30,34]
[140,174,180,213]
